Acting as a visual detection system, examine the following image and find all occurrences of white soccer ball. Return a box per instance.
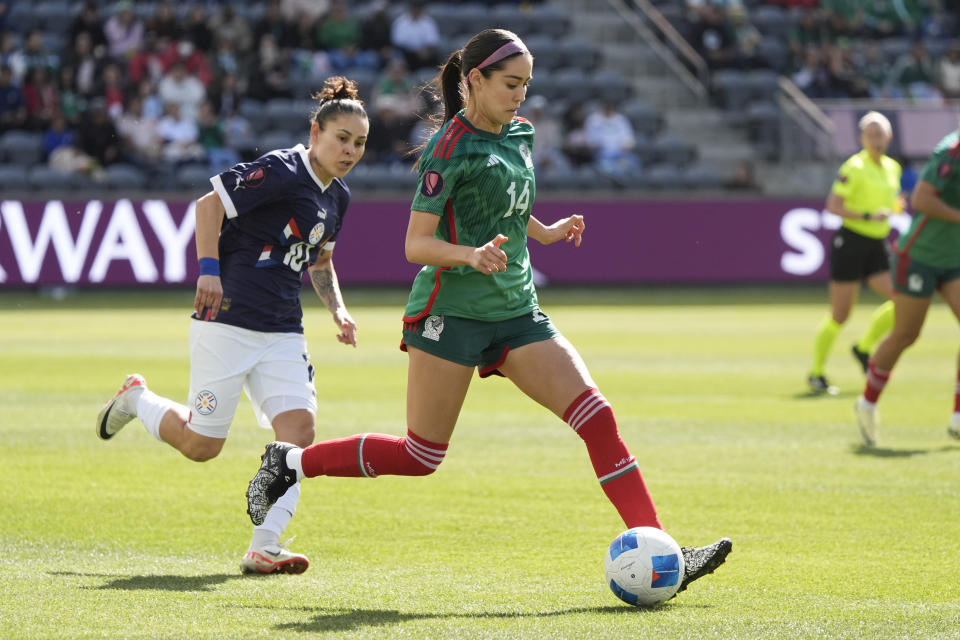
[604,526,685,606]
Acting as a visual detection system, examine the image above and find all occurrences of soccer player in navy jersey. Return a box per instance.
[246,29,731,596]
[96,77,368,575]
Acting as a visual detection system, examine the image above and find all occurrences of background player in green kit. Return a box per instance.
[809,111,901,395]
[245,28,731,595]
[856,123,960,446]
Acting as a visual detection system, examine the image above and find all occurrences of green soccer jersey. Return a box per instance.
[403,111,538,322]
[898,130,960,268]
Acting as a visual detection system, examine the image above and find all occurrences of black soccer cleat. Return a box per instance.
[807,374,838,396]
[676,537,732,594]
[851,344,870,374]
[246,442,299,526]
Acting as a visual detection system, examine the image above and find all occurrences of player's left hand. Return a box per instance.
[334,308,357,347]
[549,214,585,247]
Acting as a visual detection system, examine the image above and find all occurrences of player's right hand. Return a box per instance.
[470,234,508,275]
[195,275,223,320]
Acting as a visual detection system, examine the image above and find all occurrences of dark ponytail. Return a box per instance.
[310,76,367,129]
[415,28,528,162]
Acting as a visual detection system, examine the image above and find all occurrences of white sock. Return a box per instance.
[136,389,180,441]
[250,482,301,550]
[286,448,305,480]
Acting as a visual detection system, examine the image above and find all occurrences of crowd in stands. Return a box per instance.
[0,0,695,191]
[655,0,960,101]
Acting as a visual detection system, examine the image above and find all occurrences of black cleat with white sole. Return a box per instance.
[676,537,733,594]
[246,442,298,526]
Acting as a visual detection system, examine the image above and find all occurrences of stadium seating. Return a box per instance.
[104,164,147,191]
[0,132,45,166]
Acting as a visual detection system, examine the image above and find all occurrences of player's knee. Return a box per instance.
[832,310,850,324]
[891,327,921,348]
[180,437,224,462]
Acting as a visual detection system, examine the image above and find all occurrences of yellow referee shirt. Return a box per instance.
[830,149,901,239]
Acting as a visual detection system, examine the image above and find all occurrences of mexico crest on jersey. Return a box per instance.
[518,143,533,168]
[309,222,326,245]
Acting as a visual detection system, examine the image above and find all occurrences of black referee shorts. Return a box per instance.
[829,226,890,282]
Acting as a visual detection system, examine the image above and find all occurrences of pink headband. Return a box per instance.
[474,40,527,72]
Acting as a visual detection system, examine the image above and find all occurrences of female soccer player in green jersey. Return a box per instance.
[808,111,902,395]
[856,123,960,446]
[245,28,731,594]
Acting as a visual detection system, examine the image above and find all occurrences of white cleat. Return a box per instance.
[96,374,146,440]
[855,396,878,447]
[949,413,960,441]
[241,539,309,575]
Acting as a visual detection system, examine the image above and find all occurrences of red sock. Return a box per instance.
[863,359,891,404]
[565,388,662,529]
[301,429,448,478]
[954,368,960,413]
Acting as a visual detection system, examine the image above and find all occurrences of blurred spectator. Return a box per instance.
[58,66,88,124]
[584,100,639,176]
[22,67,59,130]
[254,0,294,50]
[17,29,60,79]
[71,32,102,97]
[373,59,422,117]
[43,112,76,160]
[821,0,865,38]
[860,40,891,98]
[208,72,244,117]
[46,112,100,175]
[77,101,122,167]
[316,0,361,51]
[0,31,19,82]
[209,5,253,52]
[361,1,395,68]
[690,6,737,69]
[116,94,161,164]
[99,63,125,118]
[937,40,960,99]
[214,38,242,80]
[183,5,214,54]
[391,0,441,70]
[787,8,824,61]
[197,101,239,171]
[68,1,108,54]
[562,104,593,168]
[157,101,204,163]
[724,160,758,191]
[889,41,941,101]
[366,96,414,164]
[128,32,167,86]
[792,47,840,98]
[104,1,144,61]
[160,40,213,87]
[864,0,925,38]
[728,5,762,69]
[146,2,181,41]
[248,34,291,100]
[281,0,329,24]
[825,44,867,98]
[158,61,206,122]
[523,95,568,172]
[0,64,25,132]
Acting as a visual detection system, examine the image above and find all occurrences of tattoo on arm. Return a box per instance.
[310,267,338,313]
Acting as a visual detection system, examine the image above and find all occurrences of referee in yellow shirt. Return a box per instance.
[809,111,902,394]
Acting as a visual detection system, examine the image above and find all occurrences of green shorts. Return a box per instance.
[401,307,560,377]
[892,253,960,298]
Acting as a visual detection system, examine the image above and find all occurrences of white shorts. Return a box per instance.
[187,320,317,439]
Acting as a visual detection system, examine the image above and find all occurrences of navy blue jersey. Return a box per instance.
[204,144,350,333]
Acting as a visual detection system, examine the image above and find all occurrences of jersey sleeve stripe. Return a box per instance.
[435,121,462,159]
[210,174,239,219]
[433,121,458,158]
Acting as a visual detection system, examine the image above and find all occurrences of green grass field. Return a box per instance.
[1,287,958,640]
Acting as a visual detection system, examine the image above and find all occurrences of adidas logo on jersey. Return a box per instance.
[487,154,501,167]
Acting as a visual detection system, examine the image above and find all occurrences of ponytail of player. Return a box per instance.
[310,76,367,129]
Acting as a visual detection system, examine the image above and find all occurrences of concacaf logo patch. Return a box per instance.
[421,170,444,198]
[939,162,952,179]
[238,167,266,189]
[195,390,217,415]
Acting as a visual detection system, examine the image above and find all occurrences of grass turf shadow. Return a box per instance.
[50,570,245,592]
